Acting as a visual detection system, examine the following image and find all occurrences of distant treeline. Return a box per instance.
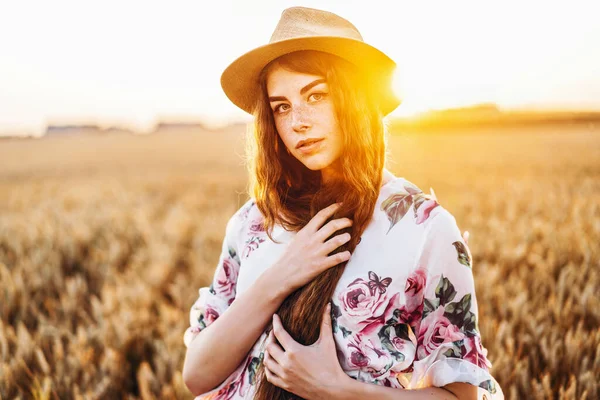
[2,104,599,139]
[387,104,600,132]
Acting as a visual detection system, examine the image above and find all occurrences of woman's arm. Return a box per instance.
[328,378,477,400]
[183,202,353,396]
[183,269,287,396]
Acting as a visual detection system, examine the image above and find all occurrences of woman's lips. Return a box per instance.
[297,138,324,154]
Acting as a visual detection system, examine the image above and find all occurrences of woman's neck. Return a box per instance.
[321,168,395,188]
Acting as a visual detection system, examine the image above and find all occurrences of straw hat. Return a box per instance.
[220,6,401,116]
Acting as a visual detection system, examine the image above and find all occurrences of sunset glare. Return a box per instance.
[1,0,599,135]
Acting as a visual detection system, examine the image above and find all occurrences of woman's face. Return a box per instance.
[266,65,344,179]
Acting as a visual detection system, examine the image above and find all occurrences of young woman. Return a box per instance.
[182,6,504,400]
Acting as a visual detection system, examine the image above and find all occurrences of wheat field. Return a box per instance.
[0,123,598,399]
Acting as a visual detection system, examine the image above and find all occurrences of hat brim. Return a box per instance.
[220,36,402,116]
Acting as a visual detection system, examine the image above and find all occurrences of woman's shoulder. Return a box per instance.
[234,197,257,222]
[386,178,467,255]
[222,197,257,236]
[378,175,449,229]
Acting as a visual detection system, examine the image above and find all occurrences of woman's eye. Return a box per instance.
[274,104,290,113]
[309,92,326,102]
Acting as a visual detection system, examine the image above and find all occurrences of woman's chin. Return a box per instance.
[294,150,342,173]
[301,159,333,171]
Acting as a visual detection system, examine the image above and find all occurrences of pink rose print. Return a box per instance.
[387,325,416,374]
[344,333,395,379]
[248,218,266,233]
[204,305,220,326]
[396,305,422,328]
[211,379,240,400]
[417,306,465,359]
[415,197,439,224]
[389,327,408,354]
[243,217,267,259]
[359,292,402,336]
[189,302,221,334]
[404,266,427,312]
[349,345,369,368]
[382,185,439,232]
[338,272,394,332]
[214,257,239,304]
[463,335,492,370]
[189,325,201,335]
[208,355,254,400]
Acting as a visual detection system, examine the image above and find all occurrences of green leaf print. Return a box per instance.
[331,302,341,334]
[443,293,479,336]
[452,241,471,268]
[434,275,457,306]
[196,314,208,330]
[248,355,262,385]
[228,246,240,264]
[462,311,478,337]
[378,325,407,362]
[479,379,498,394]
[459,293,472,312]
[442,339,464,358]
[381,193,414,234]
[385,308,401,325]
[423,297,440,319]
[340,326,352,338]
[330,302,352,337]
[444,293,470,325]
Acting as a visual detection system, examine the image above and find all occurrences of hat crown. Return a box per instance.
[220,6,400,116]
[270,7,363,43]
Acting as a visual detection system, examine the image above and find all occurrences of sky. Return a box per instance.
[1,0,599,135]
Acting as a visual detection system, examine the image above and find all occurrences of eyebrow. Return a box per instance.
[268,78,327,103]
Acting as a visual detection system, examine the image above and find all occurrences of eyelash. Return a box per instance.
[274,92,328,114]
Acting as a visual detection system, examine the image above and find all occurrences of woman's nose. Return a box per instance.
[291,105,311,132]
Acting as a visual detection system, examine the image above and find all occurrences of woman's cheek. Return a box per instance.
[275,120,294,150]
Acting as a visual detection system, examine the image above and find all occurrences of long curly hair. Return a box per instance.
[248,49,390,400]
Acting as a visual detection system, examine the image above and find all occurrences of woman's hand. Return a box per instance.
[263,303,348,400]
[270,202,353,294]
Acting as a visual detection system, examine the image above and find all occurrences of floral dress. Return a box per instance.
[183,176,505,399]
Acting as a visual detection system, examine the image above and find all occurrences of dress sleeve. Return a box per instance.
[183,199,251,349]
[409,207,505,399]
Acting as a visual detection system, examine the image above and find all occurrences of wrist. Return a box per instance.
[257,264,291,304]
[321,374,366,400]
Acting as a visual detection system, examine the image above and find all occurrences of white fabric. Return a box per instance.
[184,176,505,399]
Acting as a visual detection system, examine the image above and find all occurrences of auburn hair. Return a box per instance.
[248,50,389,400]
